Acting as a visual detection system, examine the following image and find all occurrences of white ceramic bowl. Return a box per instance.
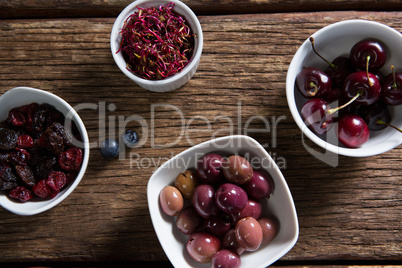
[286,19,402,157]
[147,135,298,268]
[0,87,90,216]
[110,0,203,92]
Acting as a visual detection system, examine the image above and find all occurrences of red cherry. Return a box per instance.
[296,67,332,99]
[350,39,387,71]
[337,114,370,148]
[343,71,381,106]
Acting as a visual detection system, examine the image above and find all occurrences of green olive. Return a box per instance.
[175,170,199,199]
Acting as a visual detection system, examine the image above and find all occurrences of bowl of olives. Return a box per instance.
[286,19,402,157]
[0,87,90,215]
[147,135,298,268]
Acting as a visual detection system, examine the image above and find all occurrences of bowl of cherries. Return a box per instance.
[147,135,298,268]
[0,87,89,216]
[286,19,402,157]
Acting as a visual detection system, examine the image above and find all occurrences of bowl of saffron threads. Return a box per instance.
[110,0,203,92]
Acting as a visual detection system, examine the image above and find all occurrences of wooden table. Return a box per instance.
[0,0,401,267]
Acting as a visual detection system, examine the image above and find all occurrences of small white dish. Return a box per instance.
[0,87,90,216]
[286,19,402,157]
[147,135,299,268]
[110,0,203,92]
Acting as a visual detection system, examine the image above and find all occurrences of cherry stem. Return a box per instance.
[376,119,402,133]
[309,37,336,69]
[366,55,374,87]
[307,81,318,96]
[327,91,362,115]
[391,65,397,89]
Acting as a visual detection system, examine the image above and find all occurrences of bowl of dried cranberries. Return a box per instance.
[110,0,203,92]
[0,87,89,215]
[286,19,402,157]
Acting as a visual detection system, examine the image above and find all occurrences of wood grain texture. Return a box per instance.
[0,10,401,264]
[0,0,402,18]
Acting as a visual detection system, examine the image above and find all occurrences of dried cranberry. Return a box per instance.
[59,148,83,171]
[32,179,53,199]
[9,186,34,202]
[17,135,34,148]
[8,109,26,127]
[15,165,36,187]
[0,127,18,150]
[46,171,67,191]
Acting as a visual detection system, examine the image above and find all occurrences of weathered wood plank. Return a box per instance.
[0,0,402,18]
[0,11,401,263]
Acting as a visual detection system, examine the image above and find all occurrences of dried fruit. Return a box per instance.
[0,102,84,202]
[33,179,54,199]
[0,127,18,150]
[46,171,67,191]
[9,186,33,202]
[15,165,36,187]
[59,147,83,171]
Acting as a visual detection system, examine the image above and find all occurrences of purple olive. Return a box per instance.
[211,249,241,268]
[203,214,232,237]
[222,229,245,255]
[192,184,219,219]
[196,153,225,184]
[159,186,183,216]
[258,217,279,245]
[244,170,274,199]
[231,199,262,224]
[235,217,263,252]
[186,232,221,263]
[222,155,253,185]
[176,206,203,235]
[215,183,248,214]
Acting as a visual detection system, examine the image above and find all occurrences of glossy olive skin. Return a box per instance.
[296,67,332,99]
[203,214,231,237]
[196,153,225,184]
[176,206,203,235]
[231,199,262,224]
[222,155,253,185]
[211,249,241,268]
[215,183,248,214]
[192,184,219,219]
[222,229,245,255]
[186,232,221,263]
[244,170,274,199]
[159,186,183,216]
[235,217,263,251]
[175,169,199,199]
[258,217,279,245]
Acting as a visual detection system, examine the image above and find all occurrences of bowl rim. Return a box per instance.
[0,86,90,216]
[286,19,402,157]
[147,135,299,267]
[110,0,204,89]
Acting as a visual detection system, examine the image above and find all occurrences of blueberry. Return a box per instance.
[122,130,139,147]
[99,138,119,159]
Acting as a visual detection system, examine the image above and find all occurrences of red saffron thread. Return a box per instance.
[117,2,195,80]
